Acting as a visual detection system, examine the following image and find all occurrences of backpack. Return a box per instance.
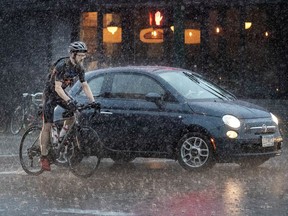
[48,57,69,80]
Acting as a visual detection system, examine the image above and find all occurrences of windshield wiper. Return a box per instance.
[183,71,200,84]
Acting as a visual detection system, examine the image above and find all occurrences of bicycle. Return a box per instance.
[19,102,102,178]
[10,92,43,135]
[0,103,10,133]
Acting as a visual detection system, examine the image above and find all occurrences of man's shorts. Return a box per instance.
[43,97,70,123]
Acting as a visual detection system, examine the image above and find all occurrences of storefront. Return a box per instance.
[0,0,287,102]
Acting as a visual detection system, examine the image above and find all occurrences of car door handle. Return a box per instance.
[100,111,113,115]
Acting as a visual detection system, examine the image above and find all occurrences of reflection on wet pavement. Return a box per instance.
[1,157,288,216]
[1,132,288,215]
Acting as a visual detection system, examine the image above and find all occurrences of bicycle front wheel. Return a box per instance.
[10,105,24,135]
[69,126,101,178]
[19,126,43,175]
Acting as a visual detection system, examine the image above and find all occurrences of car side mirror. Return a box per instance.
[145,92,163,108]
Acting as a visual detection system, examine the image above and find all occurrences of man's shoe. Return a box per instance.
[40,156,51,171]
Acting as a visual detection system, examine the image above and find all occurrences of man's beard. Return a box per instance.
[76,59,84,66]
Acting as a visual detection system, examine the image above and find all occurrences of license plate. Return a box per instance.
[262,135,274,147]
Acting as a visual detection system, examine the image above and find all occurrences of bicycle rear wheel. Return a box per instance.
[19,126,43,175]
[0,115,8,133]
[68,126,101,178]
[10,105,24,135]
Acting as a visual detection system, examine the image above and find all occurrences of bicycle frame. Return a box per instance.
[23,92,43,126]
[54,104,100,161]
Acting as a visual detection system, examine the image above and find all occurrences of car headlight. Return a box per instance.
[222,115,241,129]
[270,113,279,125]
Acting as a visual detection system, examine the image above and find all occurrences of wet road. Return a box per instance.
[0,133,288,216]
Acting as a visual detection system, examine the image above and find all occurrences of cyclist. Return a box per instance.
[40,41,95,171]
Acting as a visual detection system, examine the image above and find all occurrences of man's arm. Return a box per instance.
[55,81,71,102]
[81,81,95,102]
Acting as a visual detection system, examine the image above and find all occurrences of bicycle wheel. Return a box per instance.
[10,105,24,135]
[19,126,43,175]
[69,126,101,178]
[0,115,8,133]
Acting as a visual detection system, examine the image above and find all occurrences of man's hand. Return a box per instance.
[90,101,101,110]
[67,99,77,111]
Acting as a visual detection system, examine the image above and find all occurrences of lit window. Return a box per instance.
[103,14,122,43]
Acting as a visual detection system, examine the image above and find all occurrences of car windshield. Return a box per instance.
[159,71,236,100]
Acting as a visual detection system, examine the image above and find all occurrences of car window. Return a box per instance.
[159,71,233,100]
[110,73,165,99]
[79,75,104,97]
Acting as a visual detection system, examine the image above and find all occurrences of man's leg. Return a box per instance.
[40,99,55,171]
[56,116,75,163]
[40,122,52,171]
[40,122,52,156]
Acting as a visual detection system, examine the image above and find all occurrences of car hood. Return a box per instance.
[187,99,270,119]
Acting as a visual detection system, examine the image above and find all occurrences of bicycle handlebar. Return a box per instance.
[22,92,43,98]
[62,102,101,119]
[22,92,43,105]
[77,102,101,112]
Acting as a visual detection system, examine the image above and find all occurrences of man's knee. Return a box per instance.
[42,123,52,133]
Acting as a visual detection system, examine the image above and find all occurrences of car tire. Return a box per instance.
[177,132,215,171]
[110,153,136,163]
[238,157,269,168]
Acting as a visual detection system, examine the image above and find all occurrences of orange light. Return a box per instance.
[245,22,252,29]
[210,138,216,150]
[103,27,122,43]
[151,30,158,37]
[184,29,201,44]
[107,26,118,34]
[149,13,153,26]
[140,28,163,43]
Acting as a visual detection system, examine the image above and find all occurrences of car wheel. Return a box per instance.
[177,132,215,171]
[238,158,269,168]
[110,153,136,163]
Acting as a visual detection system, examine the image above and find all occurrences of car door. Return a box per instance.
[95,71,185,153]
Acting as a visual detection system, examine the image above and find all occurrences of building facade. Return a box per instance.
[0,0,287,112]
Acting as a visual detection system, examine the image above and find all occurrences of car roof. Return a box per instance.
[85,65,201,79]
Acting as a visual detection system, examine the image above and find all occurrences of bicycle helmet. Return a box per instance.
[69,41,87,53]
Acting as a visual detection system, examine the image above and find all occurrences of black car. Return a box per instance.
[54,66,283,171]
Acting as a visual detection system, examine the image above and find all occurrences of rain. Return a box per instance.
[1,0,288,215]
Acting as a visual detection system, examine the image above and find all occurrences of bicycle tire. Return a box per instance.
[10,105,24,135]
[69,126,101,178]
[0,115,8,133]
[19,126,44,175]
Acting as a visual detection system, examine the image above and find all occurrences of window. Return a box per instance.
[80,12,98,71]
[80,75,104,97]
[110,73,165,99]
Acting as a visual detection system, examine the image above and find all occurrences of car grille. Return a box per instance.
[244,118,276,135]
[248,125,276,134]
